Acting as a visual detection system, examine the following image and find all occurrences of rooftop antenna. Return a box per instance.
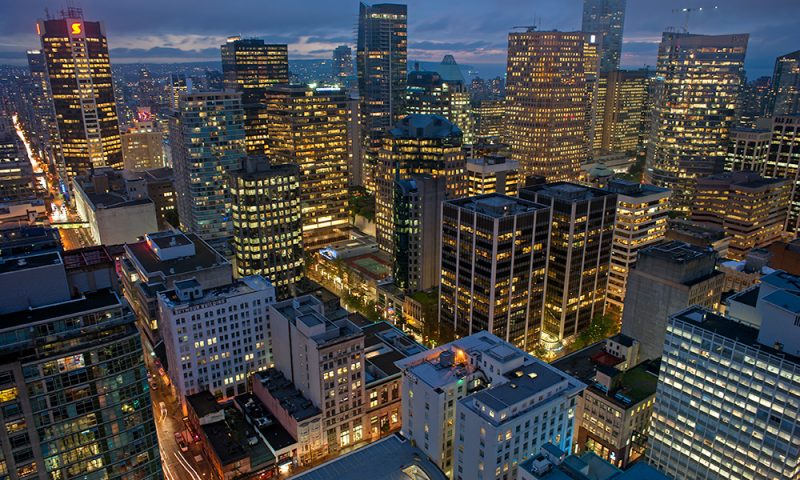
[671,5,718,33]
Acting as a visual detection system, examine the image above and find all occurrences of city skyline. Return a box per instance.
[0,1,797,78]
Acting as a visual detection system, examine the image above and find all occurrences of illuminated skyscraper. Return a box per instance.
[472,99,506,142]
[405,69,474,144]
[593,69,651,158]
[393,175,446,292]
[263,85,350,249]
[691,171,790,260]
[767,50,800,117]
[332,45,353,81]
[646,32,748,210]
[649,283,800,479]
[376,115,466,254]
[37,9,122,191]
[170,92,246,257]
[766,115,800,233]
[465,155,520,196]
[506,30,599,181]
[170,73,189,109]
[582,0,626,73]
[357,2,408,192]
[221,37,289,157]
[438,195,550,351]
[231,156,303,299]
[605,179,671,314]
[221,36,288,101]
[25,49,59,165]
[725,125,772,173]
[0,115,36,203]
[520,182,616,351]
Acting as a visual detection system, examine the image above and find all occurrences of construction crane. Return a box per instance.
[672,5,719,32]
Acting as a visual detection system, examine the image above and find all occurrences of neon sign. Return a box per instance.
[71,22,82,35]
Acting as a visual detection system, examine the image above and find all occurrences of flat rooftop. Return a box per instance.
[161,275,272,309]
[521,181,615,202]
[447,193,548,218]
[291,433,447,480]
[126,232,228,278]
[640,240,714,263]
[235,394,297,452]
[362,322,425,384]
[254,369,321,422]
[0,288,121,330]
[673,306,800,365]
[202,407,274,468]
[470,362,566,413]
[0,250,62,275]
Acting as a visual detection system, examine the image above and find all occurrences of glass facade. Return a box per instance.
[38,16,122,190]
[0,291,161,480]
[645,32,748,211]
[506,31,599,181]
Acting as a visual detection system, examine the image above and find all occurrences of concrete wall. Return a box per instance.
[96,202,158,246]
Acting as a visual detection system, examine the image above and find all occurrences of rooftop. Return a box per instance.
[160,275,273,310]
[290,433,447,480]
[520,181,615,203]
[235,394,297,452]
[62,246,113,270]
[388,114,462,140]
[0,250,62,275]
[361,322,425,384]
[186,390,223,418]
[125,231,229,279]
[672,306,800,365]
[0,288,121,330]
[639,240,714,263]
[202,406,274,468]
[446,194,548,218]
[606,179,670,199]
[254,369,321,422]
[470,362,567,414]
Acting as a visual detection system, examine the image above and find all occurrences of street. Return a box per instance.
[147,358,216,480]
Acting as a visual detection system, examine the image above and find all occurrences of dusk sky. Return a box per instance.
[2,0,799,78]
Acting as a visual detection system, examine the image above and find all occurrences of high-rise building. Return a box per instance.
[767,50,800,117]
[439,194,550,350]
[231,156,303,299]
[221,36,289,158]
[593,69,650,158]
[221,36,288,102]
[472,99,506,142]
[121,167,177,229]
[158,275,275,403]
[119,230,232,348]
[725,124,772,173]
[765,115,800,233]
[0,229,162,479]
[692,171,790,260]
[645,32,749,210]
[605,179,671,314]
[405,69,474,143]
[520,183,617,351]
[465,155,520,196]
[170,92,246,257]
[620,241,724,360]
[121,115,164,171]
[356,2,408,193]
[648,272,800,479]
[332,45,353,81]
[263,85,349,249]
[0,115,36,203]
[393,175,446,293]
[25,49,59,165]
[506,30,599,181]
[397,331,585,478]
[376,114,466,254]
[170,73,190,109]
[738,75,772,127]
[37,10,122,190]
[582,0,626,73]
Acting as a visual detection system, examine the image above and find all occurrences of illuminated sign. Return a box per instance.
[36,23,41,36]
[71,22,82,35]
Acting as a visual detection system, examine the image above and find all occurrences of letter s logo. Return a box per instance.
[71,22,82,35]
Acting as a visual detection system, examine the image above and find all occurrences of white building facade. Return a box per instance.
[158,275,275,403]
